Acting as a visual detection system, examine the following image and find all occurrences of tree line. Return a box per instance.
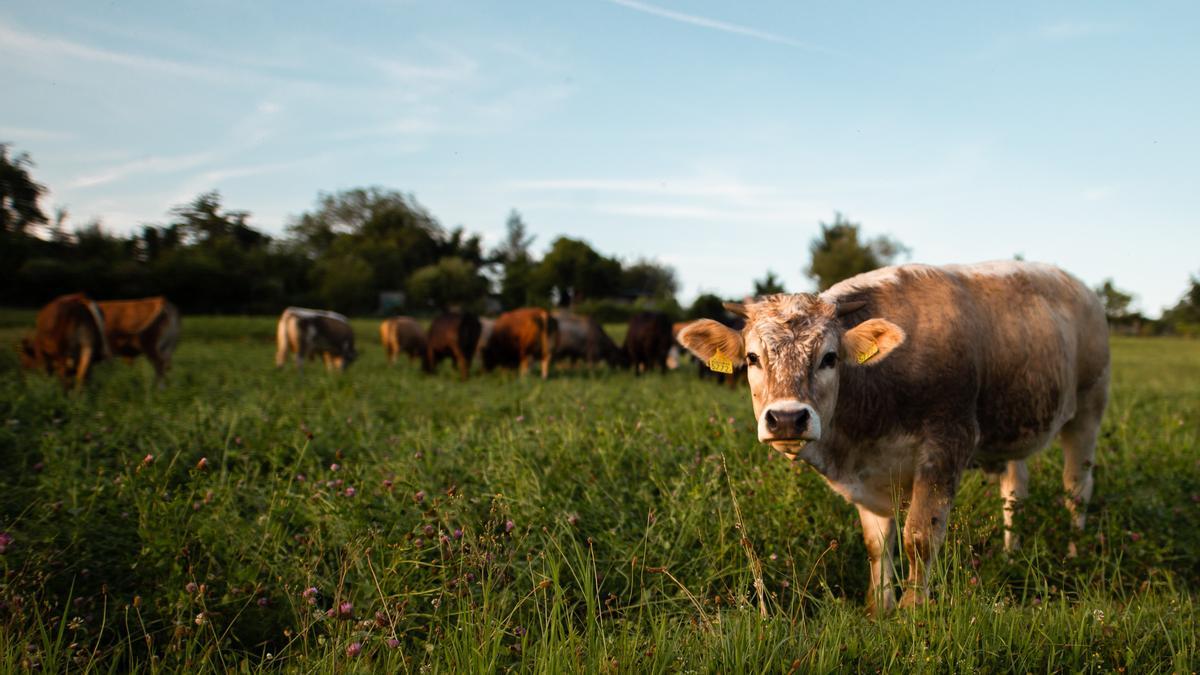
[3,144,1198,331]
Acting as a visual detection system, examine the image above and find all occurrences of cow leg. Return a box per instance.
[453,347,469,381]
[1060,377,1107,556]
[900,460,961,609]
[1000,459,1029,552]
[540,354,550,380]
[857,505,897,617]
[518,353,530,378]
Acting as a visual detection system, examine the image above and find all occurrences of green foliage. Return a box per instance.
[1163,274,1200,326]
[1095,278,1134,322]
[531,237,623,307]
[621,259,679,301]
[406,257,489,311]
[0,144,47,235]
[493,210,537,309]
[688,293,730,320]
[806,213,908,291]
[752,270,786,297]
[1,317,1197,671]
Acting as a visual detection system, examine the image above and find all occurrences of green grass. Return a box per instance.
[1,313,1197,672]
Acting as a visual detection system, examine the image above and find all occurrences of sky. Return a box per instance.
[2,1,1198,315]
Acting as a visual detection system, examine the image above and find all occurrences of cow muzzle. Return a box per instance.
[758,400,821,446]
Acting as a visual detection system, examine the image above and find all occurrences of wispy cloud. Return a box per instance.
[0,126,76,143]
[67,151,222,189]
[602,0,829,52]
[509,177,777,202]
[1036,21,1118,41]
[0,19,243,83]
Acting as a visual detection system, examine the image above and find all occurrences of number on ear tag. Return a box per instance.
[708,350,734,374]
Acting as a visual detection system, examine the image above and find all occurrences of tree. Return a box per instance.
[753,270,786,296]
[493,210,537,308]
[1162,274,1200,327]
[1094,279,1134,322]
[531,237,622,307]
[805,213,908,291]
[406,257,489,311]
[0,144,48,236]
[622,259,678,300]
[689,293,729,320]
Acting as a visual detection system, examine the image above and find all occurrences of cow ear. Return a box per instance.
[722,302,748,318]
[843,319,905,367]
[677,319,745,366]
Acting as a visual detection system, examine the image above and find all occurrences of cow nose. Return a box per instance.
[765,407,810,437]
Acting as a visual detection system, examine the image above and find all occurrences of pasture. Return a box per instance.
[1,311,1197,672]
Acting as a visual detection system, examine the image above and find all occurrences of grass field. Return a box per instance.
[1,312,1198,673]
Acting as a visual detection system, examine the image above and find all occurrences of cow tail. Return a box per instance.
[275,312,292,367]
[85,300,111,360]
[160,302,181,357]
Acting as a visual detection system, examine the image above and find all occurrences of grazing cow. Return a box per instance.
[380,316,427,367]
[623,312,674,375]
[19,293,109,389]
[96,297,180,386]
[552,311,622,368]
[677,262,1110,615]
[426,312,482,380]
[275,307,357,372]
[482,307,558,379]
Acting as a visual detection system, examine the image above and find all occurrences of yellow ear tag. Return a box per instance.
[856,342,879,365]
[708,350,734,374]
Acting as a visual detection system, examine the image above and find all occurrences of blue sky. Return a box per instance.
[2,1,1197,315]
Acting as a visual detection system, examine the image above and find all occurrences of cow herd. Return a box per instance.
[15,295,702,388]
[15,262,1112,613]
[278,305,691,381]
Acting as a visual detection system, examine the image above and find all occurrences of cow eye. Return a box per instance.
[745,352,760,367]
[819,352,838,369]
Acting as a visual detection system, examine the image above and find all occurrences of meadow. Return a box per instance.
[1,311,1197,673]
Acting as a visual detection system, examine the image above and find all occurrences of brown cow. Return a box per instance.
[482,308,558,379]
[380,316,427,367]
[19,293,109,389]
[96,297,180,386]
[678,261,1109,615]
[426,312,482,380]
[275,307,357,372]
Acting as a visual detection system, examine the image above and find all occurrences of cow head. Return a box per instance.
[677,294,905,453]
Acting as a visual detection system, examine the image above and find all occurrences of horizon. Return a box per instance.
[3,1,1198,316]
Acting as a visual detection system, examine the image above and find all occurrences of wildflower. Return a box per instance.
[141,454,155,466]
[1129,531,1142,542]
[0,532,12,554]
[346,642,362,657]
[414,490,426,504]
[337,601,353,619]
[344,486,356,497]
[196,457,208,470]
[505,520,515,533]
[413,538,423,547]
[295,474,306,483]
[727,417,736,425]
[257,597,269,608]
[32,462,44,473]
[386,638,400,649]
[382,479,394,491]
[194,612,206,626]
[567,513,579,526]
[329,463,340,472]
[515,415,525,423]
[302,587,318,605]
[453,528,463,539]
[423,524,435,536]
[185,582,198,594]
[513,626,527,637]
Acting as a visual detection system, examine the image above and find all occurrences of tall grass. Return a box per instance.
[1,315,1196,672]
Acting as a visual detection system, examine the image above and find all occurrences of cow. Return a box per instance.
[677,262,1109,615]
[481,307,558,379]
[552,311,622,369]
[677,317,745,388]
[473,317,496,367]
[19,293,109,390]
[275,307,357,372]
[380,316,427,367]
[426,312,482,380]
[96,297,180,386]
[623,312,674,375]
